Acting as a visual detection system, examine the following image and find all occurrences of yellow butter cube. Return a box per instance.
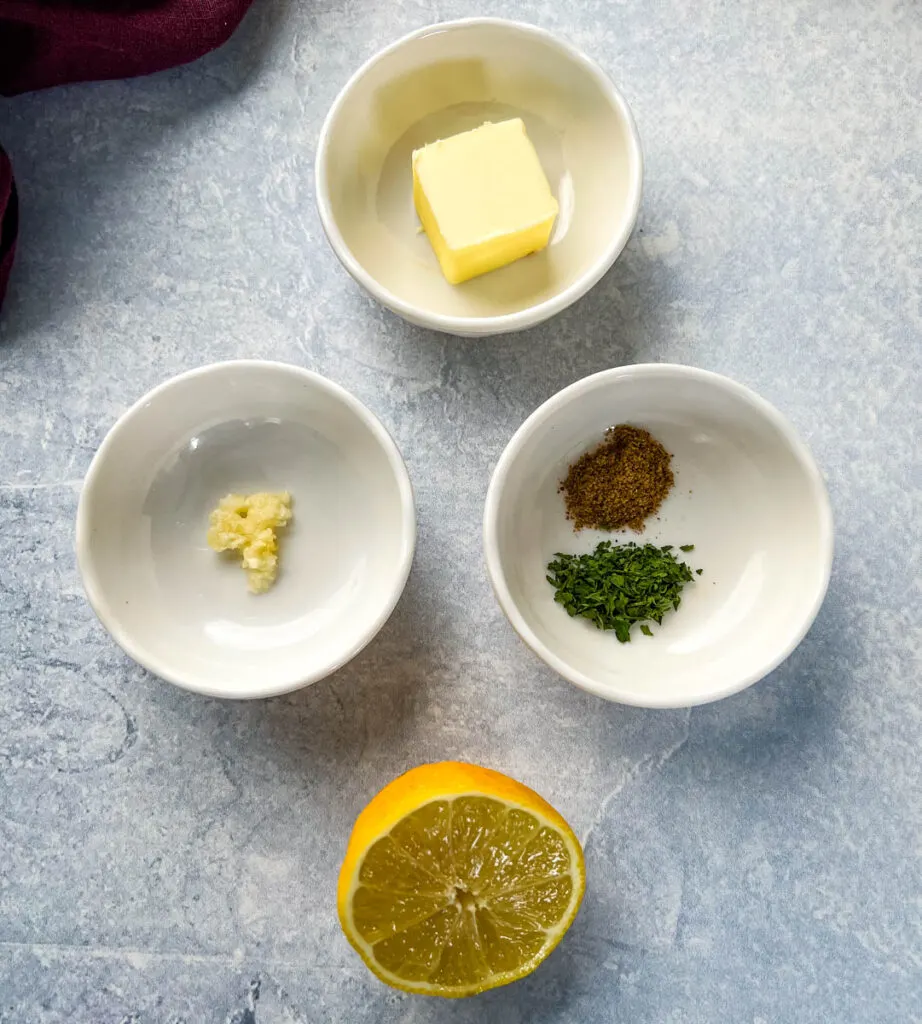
[412,118,559,285]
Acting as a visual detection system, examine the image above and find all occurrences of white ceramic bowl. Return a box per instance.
[484,365,834,707]
[76,361,416,699]
[316,18,643,337]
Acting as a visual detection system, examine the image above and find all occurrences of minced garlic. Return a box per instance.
[206,492,292,594]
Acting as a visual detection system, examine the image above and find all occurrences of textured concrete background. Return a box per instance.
[1,1,920,1021]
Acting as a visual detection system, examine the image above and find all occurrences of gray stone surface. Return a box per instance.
[1,0,920,1021]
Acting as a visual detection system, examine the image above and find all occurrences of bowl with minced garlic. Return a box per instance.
[316,18,642,336]
[76,361,416,699]
[484,364,834,708]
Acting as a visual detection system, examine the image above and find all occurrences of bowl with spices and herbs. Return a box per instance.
[483,364,834,708]
[76,360,416,699]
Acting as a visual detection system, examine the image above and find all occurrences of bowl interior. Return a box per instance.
[78,364,413,698]
[487,369,832,707]
[321,20,639,322]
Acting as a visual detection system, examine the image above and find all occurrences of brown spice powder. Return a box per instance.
[560,424,674,531]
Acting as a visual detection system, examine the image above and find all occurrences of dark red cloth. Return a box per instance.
[0,1,254,308]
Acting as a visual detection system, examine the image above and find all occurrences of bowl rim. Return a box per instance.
[75,359,417,700]
[314,17,644,336]
[482,363,835,708]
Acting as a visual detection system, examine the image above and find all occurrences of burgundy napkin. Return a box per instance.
[0,0,255,308]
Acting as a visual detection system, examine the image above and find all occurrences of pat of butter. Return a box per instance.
[412,118,558,285]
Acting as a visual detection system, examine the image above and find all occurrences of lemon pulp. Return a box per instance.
[340,792,583,997]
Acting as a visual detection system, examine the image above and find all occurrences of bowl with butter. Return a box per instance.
[316,18,643,336]
[76,361,416,699]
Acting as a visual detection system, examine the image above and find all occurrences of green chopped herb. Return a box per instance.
[679,544,695,552]
[545,541,698,642]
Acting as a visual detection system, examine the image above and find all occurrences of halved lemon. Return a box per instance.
[337,761,585,998]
